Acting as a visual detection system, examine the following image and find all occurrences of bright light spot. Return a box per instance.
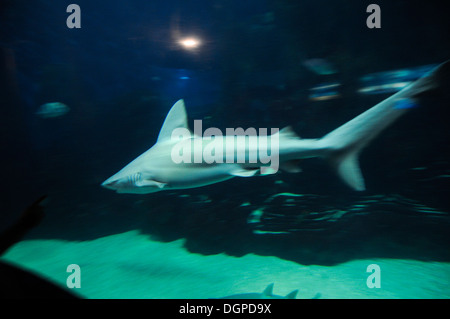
[179,37,201,50]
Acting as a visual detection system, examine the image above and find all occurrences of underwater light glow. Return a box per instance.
[179,37,201,50]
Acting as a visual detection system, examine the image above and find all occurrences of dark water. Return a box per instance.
[1,0,449,297]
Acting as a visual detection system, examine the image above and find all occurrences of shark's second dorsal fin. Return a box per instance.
[262,283,274,296]
[157,99,190,142]
[273,126,300,139]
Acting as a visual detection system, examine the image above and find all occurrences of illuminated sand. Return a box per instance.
[2,231,449,298]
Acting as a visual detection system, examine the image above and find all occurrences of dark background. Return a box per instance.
[1,0,449,265]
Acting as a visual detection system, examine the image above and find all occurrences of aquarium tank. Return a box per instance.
[0,0,449,302]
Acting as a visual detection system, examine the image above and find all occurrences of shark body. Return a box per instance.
[102,61,448,194]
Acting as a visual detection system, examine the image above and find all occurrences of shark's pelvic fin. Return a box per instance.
[230,167,259,177]
[157,99,190,142]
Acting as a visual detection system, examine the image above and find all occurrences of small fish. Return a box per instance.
[247,209,264,224]
[36,102,70,119]
[303,58,337,75]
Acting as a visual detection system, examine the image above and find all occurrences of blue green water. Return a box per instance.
[3,231,449,298]
[1,0,449,299]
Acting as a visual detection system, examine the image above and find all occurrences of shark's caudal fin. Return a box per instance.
[320,60,450,191]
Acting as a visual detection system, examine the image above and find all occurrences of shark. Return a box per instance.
[102,61,449,194]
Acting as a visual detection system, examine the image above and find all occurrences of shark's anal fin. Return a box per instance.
[280,160,302,173]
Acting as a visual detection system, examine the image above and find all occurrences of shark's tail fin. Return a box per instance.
[320,60,450,191]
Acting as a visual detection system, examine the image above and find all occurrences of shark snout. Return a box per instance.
[101,174,129,191]
[101,172,145,193]
[101,179,119,190]
[101,178,122,190]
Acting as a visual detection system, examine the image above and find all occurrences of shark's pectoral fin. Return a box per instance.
[135,179,167,189]
[230,167,259,177]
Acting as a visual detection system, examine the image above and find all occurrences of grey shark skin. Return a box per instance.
[102,61,449,194]
[218,283,299,299]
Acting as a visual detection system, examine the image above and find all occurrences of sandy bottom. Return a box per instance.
[2,230,449,299]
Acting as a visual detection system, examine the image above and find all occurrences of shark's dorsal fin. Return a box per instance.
[262,283,274,296]
[157,100,190,143]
